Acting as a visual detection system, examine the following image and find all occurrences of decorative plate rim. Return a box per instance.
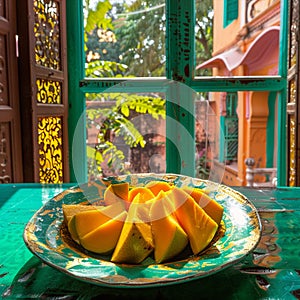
[23,173,262,288]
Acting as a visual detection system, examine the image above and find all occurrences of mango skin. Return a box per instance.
[111,221,154,264]
[111,196,154,264]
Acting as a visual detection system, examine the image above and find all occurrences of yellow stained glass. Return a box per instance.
[36,79,61,104]
[288,80,296,186]
[38,117,63,183]
[34,0,61,70]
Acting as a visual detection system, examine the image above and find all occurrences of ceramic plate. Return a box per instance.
[24,173,261,288]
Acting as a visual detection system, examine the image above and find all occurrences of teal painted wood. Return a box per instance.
[266,92,276,168]
[191,76,286,92]
[165,0,196,176]
[79,78,170,93]
[223,0,239,28]
[80,76,286,93]
[219,116,225,162]
[278,0,289,78]
[276,0,289,186]
[66,0,87,183]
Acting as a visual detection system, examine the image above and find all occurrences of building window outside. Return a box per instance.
[220,92,238,164]
[223,0,238,27]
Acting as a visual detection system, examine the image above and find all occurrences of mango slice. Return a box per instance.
[182,186,224,225]
[145,181,173,196]
[79,211,127,254]
[74,202,125,239]
[128,187,155,203]
[104,182,129,205]
[134,190,168,223]
[168,187,218,255]
[150,192,188,263]
[67,216,80,243]
[63,180,224,264]
[62,204,101,223]
[111,197,154,264]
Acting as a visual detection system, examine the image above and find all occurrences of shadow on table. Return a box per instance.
[3,256,262,300]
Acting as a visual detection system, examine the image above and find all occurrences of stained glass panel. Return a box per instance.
[36,79,61,104]
[288,80,296,187]
[38,116,63,183]
[34,0,61,70]
[289,0,299,68]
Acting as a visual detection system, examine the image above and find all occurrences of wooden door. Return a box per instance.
[0,0,23,183]
[18,0,69,183]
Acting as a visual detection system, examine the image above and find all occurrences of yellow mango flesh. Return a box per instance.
[182,186,224,225]
[133,190,167,223]
[62,204,101,223]
[128,187,155,203]
[64,181,224,264]
[168,187,218,255]
[145,181,173,196]
[74,202,124,239]
[150,194,188,263]
[103,182,129,206]
[79,211,127,254]
[111,197,154,264]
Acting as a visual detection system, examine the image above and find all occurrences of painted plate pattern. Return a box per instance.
[23,173,261,287]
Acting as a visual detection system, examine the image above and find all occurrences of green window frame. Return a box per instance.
[223,0,239,27]
[66,0,288,187]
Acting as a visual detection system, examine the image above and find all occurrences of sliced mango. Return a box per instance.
[63,181,224,264]
[168,187,218,255]
[67,215,80,243]
[182,186,224,225]
[128,187,155,203]
[111,197,154,264]
[73,202,125,239]
[150,193,188,263]
[79,211,127,254]
[145,180,173,196]
[133,190,169,223]
[62,204,101,223]
[104,182,129,205]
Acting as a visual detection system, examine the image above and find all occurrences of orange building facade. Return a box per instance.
[197,0,281,186]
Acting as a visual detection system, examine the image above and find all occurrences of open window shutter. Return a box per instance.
[18,0,69,183]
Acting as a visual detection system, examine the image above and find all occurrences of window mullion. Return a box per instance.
[165,0,196,177]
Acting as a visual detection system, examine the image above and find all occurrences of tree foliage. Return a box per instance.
[84,0,213,77]
[86,93,165,178]
[83,0,213,178]
[195,0,213,76]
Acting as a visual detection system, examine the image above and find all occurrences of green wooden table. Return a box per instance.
[1,183,300,299]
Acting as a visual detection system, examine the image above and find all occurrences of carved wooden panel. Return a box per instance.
[18,0,68,182]
[287,0,300,186]
[34,0,61,70]
[38,117,63,183]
